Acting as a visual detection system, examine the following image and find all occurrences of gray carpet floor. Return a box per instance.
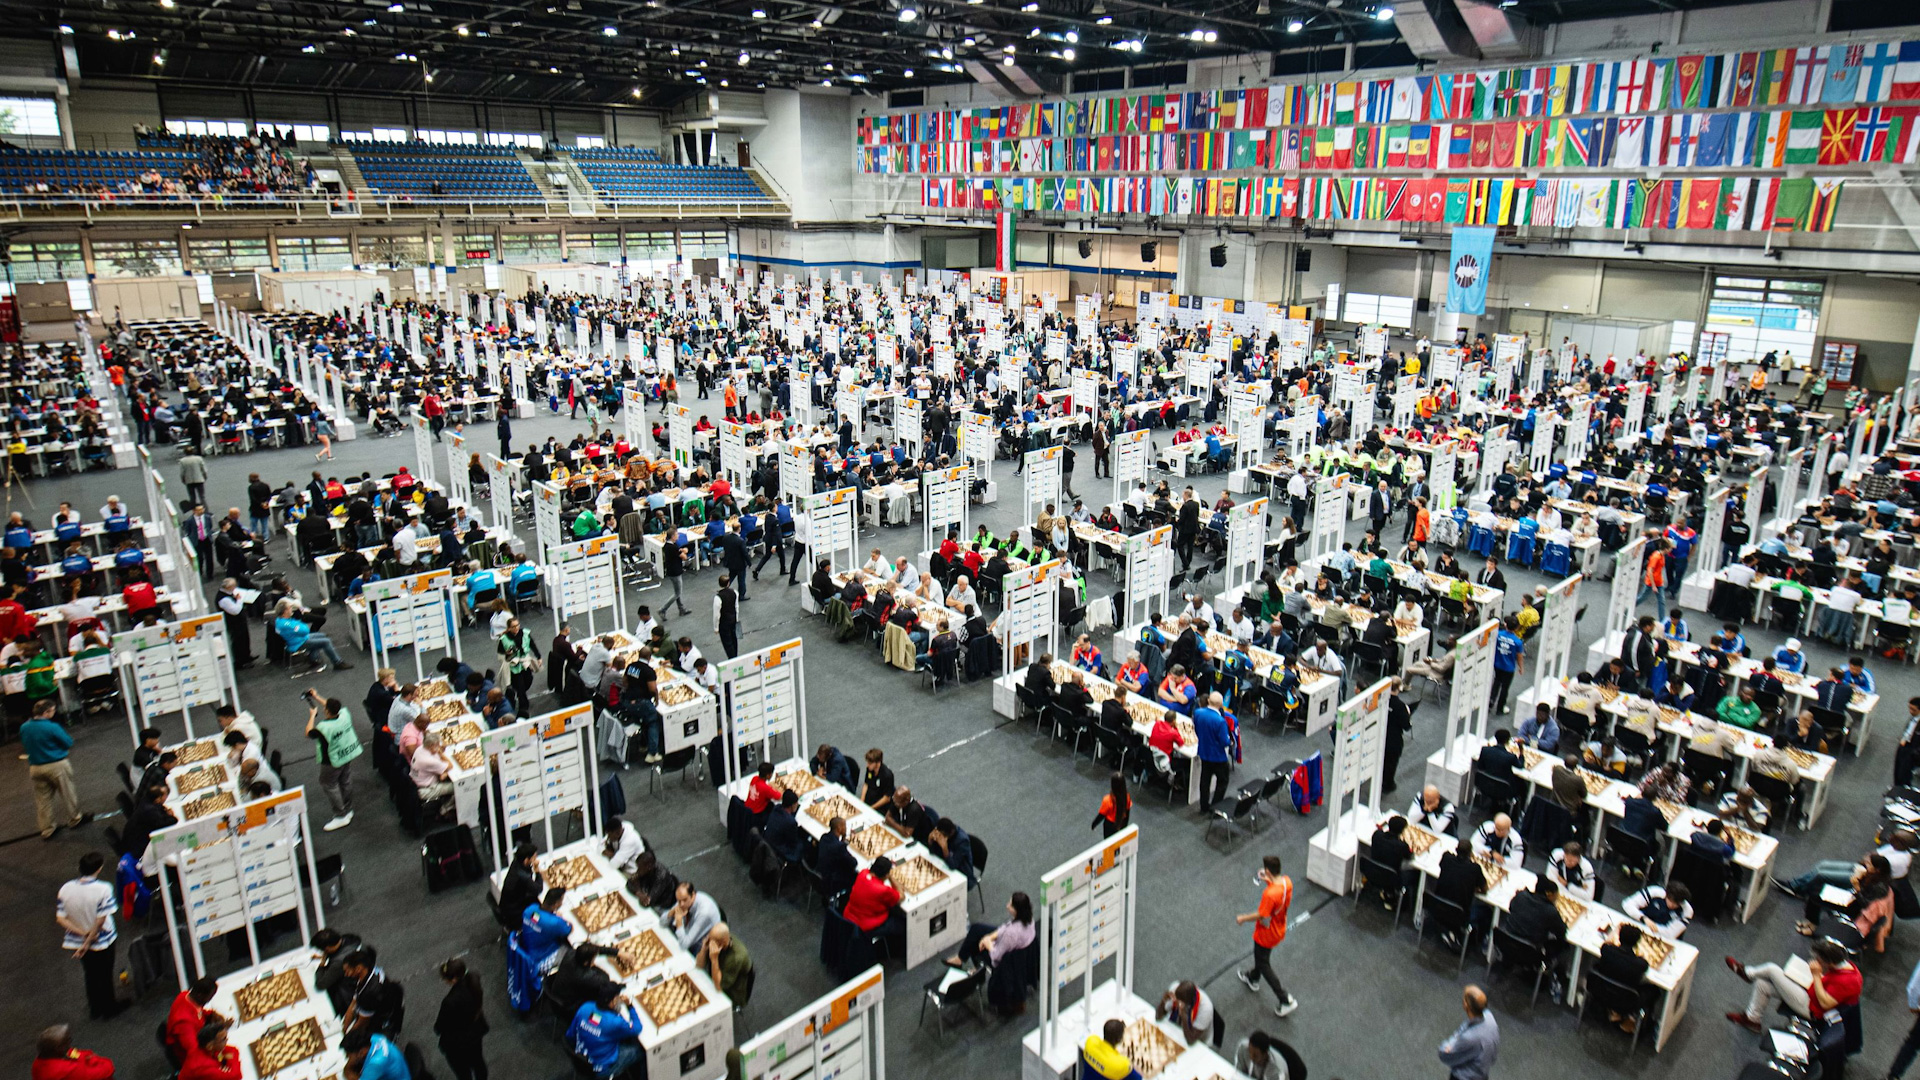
[0,390,1911,1080]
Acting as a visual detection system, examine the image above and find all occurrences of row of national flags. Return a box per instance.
[861,41,1920,148]
[862,106,1919,176]
[918,174,1844,232]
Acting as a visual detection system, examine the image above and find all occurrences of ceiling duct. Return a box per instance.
[1453,0,1542,61]
[1391,0,1480,61]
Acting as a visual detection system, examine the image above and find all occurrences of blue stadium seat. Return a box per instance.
[568,146,772,204]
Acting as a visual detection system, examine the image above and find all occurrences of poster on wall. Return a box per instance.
[1820,341,1858,387]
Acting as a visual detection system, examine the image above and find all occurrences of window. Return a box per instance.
[625,230,678,273]
[257,122,331,143]
[188,237,271,272]
[485,132,543,149]
[500,231,561,264]
[8,241,83,281]
[340,129,372,142]
[372,127,408,143]
[166,119,250,137]
[66,278,92,312]
[1342,292,1414,329]
[92,238,183,277]
[570,230,622,260]
[1705,275,1821,363]
[360,234,429,268]
[458,233,495,265]
[420,129,480,145]
[0,97,61,138]
[1072,69,1126,94]
[574,135,607,149]
[279,235,351,271]
[1130,63,1186,89]
[680,230,729,261]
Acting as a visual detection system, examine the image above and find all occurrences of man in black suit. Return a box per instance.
[1368,481,1392,538]
[815,816,858,897]
[763,790,808,865]
[1365,814,1420,899]
[1620,615,1658,681]
[1478,557,1507,593]
[1475,728,1523,783]
[1432,848,1486,948]
[1382,687,1413,796]
[1502,880,1570,993]
[1593,923,1652,1031]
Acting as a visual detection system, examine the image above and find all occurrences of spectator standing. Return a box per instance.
[1437,986,1499,1080]
[55,853,120,1020]
[22,698,85,840]
[434,958,490,1080]
[305,693,363,831]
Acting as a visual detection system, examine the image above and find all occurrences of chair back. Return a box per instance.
[970,833,989,873]
[1424,892,1469,932]
[1492,924,1544,967]
[1586,968,1647,1018]
[1228,790,1259,819]
[1357,853,1403,894]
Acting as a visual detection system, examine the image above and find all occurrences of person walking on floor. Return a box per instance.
[661,528,692,616]
[434,958,490,1080]
[1438,986,1499,1080]
[496,408,513,458]
[1237,854,1299,1017]
[179,447,208,509]
[1490,616,1524,716]
[56,852,121,1020]
[715,576,741,660]
[22,698,86,840]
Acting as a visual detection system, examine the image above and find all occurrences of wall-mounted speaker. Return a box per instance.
[1141,242,1157,262]
[1209,244,1228,267]
[1077,238,1093,258]
[1295,249,1312,272]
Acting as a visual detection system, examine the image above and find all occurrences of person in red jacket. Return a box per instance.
[844,857,905,942]
[743,762,781,817]
[178,1021,243,1080]
[165,977,225,1066]
[32,1026,113,1080]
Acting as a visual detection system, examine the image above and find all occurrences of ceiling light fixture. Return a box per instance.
[548,64,559,71]
[752,6,766,15]
[1204,29,1217,41]
[822,77,832,84]
[1255,0,1268,12]
[1002,53,1014,65]
[302,43,317,52]
[423,69,435,82]
[387,2,402,10]
[1286,17,1302,31]
[631,86,643,96]
[1028,26,1039,36]
[738,50,749,63]
[1095,15,1110,23]
[456,24,469,34]
[601,24,617,34]
[158,0,174,9]
[1020,1,1037,9]
[1065,29,1077,41]
[823,60,833,68]
[962,36,975,45]
[1061,47,1074,60]
[898,6,917,20]
[58,24,74,33]
[1375,5,1394,17]
[903,67,913,76]
[342,27,356,35]
[151,51,165,65]
[363,18,377,25]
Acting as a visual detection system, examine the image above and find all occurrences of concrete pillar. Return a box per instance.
[1240,235,1258,303]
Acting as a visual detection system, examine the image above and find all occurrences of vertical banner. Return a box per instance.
[1307,677,1395,895]
[1113,428,1151,507]
[1446,226,1494,316]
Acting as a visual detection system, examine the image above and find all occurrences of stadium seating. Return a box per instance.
[0,148,196,194]
[342,142,542,199]
[568,147,772,203]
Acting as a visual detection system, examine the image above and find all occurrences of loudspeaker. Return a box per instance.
[1209,244,1227,267]
[1077,238,1093,258]
[1416,296,1432,312]
[1141,242,1157,262]
[1295,249,1312,272]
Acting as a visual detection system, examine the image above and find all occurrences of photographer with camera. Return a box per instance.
[304,689,364,832]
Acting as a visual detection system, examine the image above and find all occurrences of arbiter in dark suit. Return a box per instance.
[815,816,859,897]
[1368,481,1393,538]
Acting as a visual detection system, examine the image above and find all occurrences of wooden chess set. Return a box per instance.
[638,973,709,1028]
[1596,686,1622,704]
[771,770,823,796]
[452,747,484,771]
[233,968,308,1023]
[1783,747,1819,770]
[1552,894,1588,926]
[182,791,238,819]
[610,930,672,978]
[543,855,603,889]
[1658,705,1687,724]
[660,682,699,705]
[1634,933,1676,969]
[1727,825,1763,855]
[175,764,229,795]
[174,739,220,765]
[1402,825,1442,857]
[573,892,638,935]
[418,677,454,699]
[847,826,904,861]
[1471,853,1509,891]
[442,720,483,745]
[1578,770,1613,797]
[1520,747,1546,771]
[804,794,866,828]
[1653,799,1685,824]
[424,700,468,724]
[1117,1017,1185,1078]
[888,855,949,897]
[249,1017,327,1076]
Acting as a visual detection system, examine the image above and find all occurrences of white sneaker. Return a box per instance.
[1237,969,1261,992]
[323,813,354,832]
[1275,996,1300,1018]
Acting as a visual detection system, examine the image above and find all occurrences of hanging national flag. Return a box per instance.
[1729,52,1760,107]
[1785,111,1824,164]
[1351,125,1373,170]
[1758,48,1796,106]
[1530,178,1557,226]
[1280,128,1302,170]
[1617,60,1651,111]
[1450,76,1477,120]
[1470,123,1493,167]
[1443,179,1471,224]
[1895,42,1920,101]
[1695,113,1734,167]
[1314,127,1336,168]
[1385,125,1411,167]
[1491,121,1518,167]
[1562,118,1593,166]
[1473,72,1498,120]
[1334,81,1358,125]
[994,211,1016,271]
[1807,178,1843,232]
[1825,44,1866,104]
[1647,59,1674,112]
[1716,177,1749,229]
[1448,124,1474,168]
[1404,178,1430,222]
[1819,109,1859,165]
[1792,47,1830,104]
[1365,80,1395,124]
[1772,176,1814,229]
[1408,124,1434,168]
[1672,55,1711,108]
[1517,119,1545,166]
[1382,178,1408,220]
[1685,178,1722,228]
[1547,65,1574,116]
[1578,179,1613,228]
[1589,118,1617,167]
[1554,178,1581,227]
[1751,111,1789,167]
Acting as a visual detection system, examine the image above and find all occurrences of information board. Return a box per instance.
[1123,526,1173,628]
[1035,826,1140,1062]
[486,454,516,532]
[412,412,438,486]
[717,639,807,793]
[1112,428,1151,507]
[115,614,235,745]
[549,535,622,637]
[960,411,994,475]
[1022,446,1064,529]
[444,430,473,508]
[668,404,693,469]
[361,568,459,681]
[895,395,924,456]
[802,487,859,575]
[737,967,886,1080]
[480,704,597,861]
[531,480,566,563]
[921,465,970,555]
[150,788,321,985]
[1001,559,1064,675]
[719,421,749,486]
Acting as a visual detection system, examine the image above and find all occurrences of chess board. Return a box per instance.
[1471,854,1509,891]
[175,764,229,795]
[442,720,483,745]
[250,1018,326,1076]
[847,826,904,861]
[804,794,866,828]
[174,739,220,765]
[424,700,468,724]
[889,855,949,897]
[638,973,708,1028]
[1552,894,1588,926]
[573,892,637,935]
[1727,825,1763,855]
[417,677,454,699]
[1520,747,1546,771]
[611,930,672,977]
[1596,686,1622,704]
[1117,1017,1185,1078]
[1653,799,1685,824]
[1635,933,1676,969]
[1783,747,1819,770]
[182,791,238,819]
[771,770,823,796]
[452,747,484,771]
[1403,826,1442,857]
[1578,770,1613,797]
[1778,671,1806,688]
[660,683,699,706]
[234,969,308,1023]
[543,856,602,889]
[1658,705,1687,724]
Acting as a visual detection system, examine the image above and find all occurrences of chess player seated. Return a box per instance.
[1470,813,1525,869]
[1495,878,1571,995]
[1079,1018,1144,1080]
[1546,841,1596,900]
[1362,814,1421,899]
[1621,881,1693,940]
[1722,938,1859,1034]
[1409,784,1457,836]
[1793,854,1894,948]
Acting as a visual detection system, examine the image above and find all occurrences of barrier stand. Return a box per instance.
[836,386,866,446]
[1677,487,1730,614]
[1516,572,1585,711]
[668,404,694,471]
[1217,496,1269,611]
[803,486,859,583]
[1477,425,1513,499]
[789,359,815,430]
[151,789,323,987]
[719,420,750,488]
[1807,433,1833,507]
[1071,368,1100,423]
[998,558,1064,682]
[531,480,566,563]
[921,463,971,557]
[896,395,924,460]
[1564,396,1594,466]
[444,430,473,508]
[1303,474,1350,575]
[361,567,460,683]
[485,454,517,533]
[1112,429,1150,507]
[1527,411,1558,476]
[1743,461,1767,548]
[479,703,599,870]
[1622,381,1649,445]
[1306,677,1396,894]
[114,614,239,746]
[961,411,995,501]
[1766,447,1806,540]
[737,967,887,1080]
[1022,826,1145,1080]
[713,638,807,825]
[1023,445,1064,528]
[779,442,813,509]
[549,535,623,639]
[1423,621,1502,803]
[1430,442,1457,512]
[1122,525,1174,631]
[412,412,439,488]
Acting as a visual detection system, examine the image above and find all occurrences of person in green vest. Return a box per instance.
[305,693,364,832]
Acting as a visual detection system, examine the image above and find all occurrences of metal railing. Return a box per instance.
[0,190,790,222]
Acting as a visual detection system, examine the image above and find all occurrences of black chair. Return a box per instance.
[1471,765,1518,816]
[1489,926,1553,1006]
[967,834,990,912]
[1614,727,1654,764]
[921,645,961,692]
[1013,685,1048,727]
[1417,893,1474,973]
[1352,640,1388,681]
[1679,749,1732,802]
[1602,824,1657,881]
[1354,851,1409,930]
[1748,772,1796,833]
[1809,705,1849,750]
[1578,968,1651,1056]
[1555,706,1591,744]
[1210,1009,1225,1049]
[1205,789,1262,850]
[919,966,987,1039]
[1668,848,1731,924]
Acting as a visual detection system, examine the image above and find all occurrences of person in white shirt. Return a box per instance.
[893,557,921,592]
[1470,813,1525,868]
[1545,843,1597,900]
[1393,599,1424,627]
[1538,503,1562,532]
[946,576,977,612]
[1721,558,1758,588]
[1622,882,1693,940]
[1181,592,1216,628]
[690,657,719,695]
[1226,608,1256,644]
[1409,785,1456,834]
[391,522,420,567]
[1878,833,1915,880]
[1126,483,1150,514]
[602,817,646,877]
[1820,578,1865,643]
[1302,640,1345,676]
[634,608,659,642]
[863,548,891,576]
[99,497,125,521]
[56,853,120,1019]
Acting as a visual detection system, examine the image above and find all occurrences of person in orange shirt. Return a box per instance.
[1092,772,1132,837]
[1235,855,1299,1016]
[1637,537,1669,620]
[1412,497,1432,547]
[723,381,740,419]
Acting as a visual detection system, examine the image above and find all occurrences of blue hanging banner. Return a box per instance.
[1446,226,1495,316]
